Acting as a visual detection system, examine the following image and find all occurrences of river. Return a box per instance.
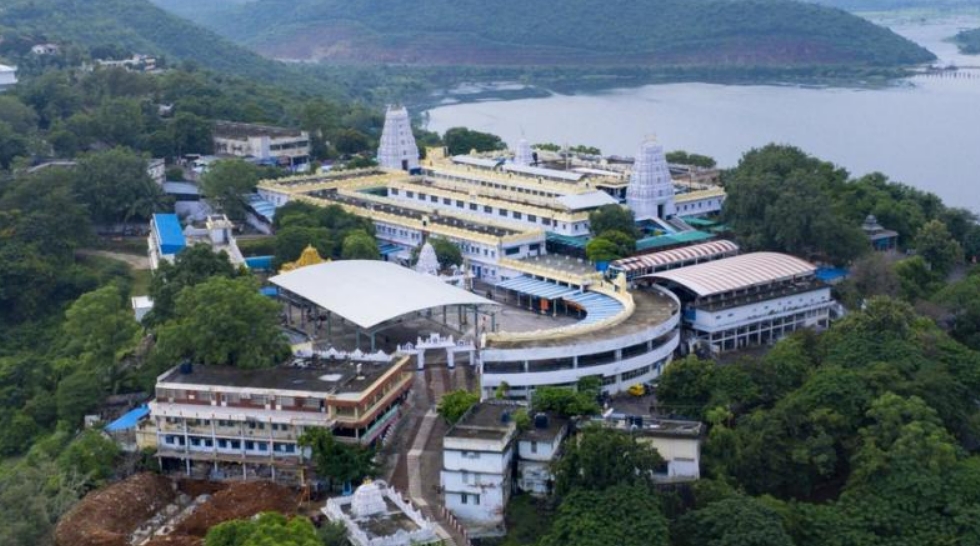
[425,13,980,214]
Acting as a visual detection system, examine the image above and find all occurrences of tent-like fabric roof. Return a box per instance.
[269,261,496,329]
[611,240,739,273]
[643,252,817,297]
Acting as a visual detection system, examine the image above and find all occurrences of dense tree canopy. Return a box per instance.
[443,127,506,156]
[205,512,320,546]
[298,428,376,489]
[540,484,669,546]
[151,276,289,370]
[147,243,240,324]
[554,425,664,495]
[437,389,480,425]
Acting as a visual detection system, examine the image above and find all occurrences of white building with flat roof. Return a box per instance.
[0,64,17,91]
[516,413,568,496]
[440,401,522,537]
[213,121,310,165]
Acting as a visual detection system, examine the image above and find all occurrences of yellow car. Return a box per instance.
[628,384,646,397]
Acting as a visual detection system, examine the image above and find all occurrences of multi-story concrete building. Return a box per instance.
[213,121,310,166]
[148,213,246,270]
[143,355,413,481]
[516,413,568,496]
[440,401,522,536]
[644,252,837,353]
[601,414,703,482]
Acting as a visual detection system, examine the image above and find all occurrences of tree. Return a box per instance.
[317,521,349,546]
[200,159,266,221]
[74,147,167,224]
[334,128,371,155]
[585,237,622,263]
[666,150,717,168]
[913,219,963,276]
[340,230,379,260]
[298,428,376,489]
[443,127,506,156]
[894,255,942,302]
[62,283,140,391]
[673,496,794,546]
[539,484,669,546]
[56,370,103,426]
[437,390,480,425]
[430,237,463,268]
[554,425,664,496]
[273,225,333,269]
[532,386,600,418]
[588,205,638,238]
[147,244,239,324]
[151,277,289,369]
[56,430,120,490]
[0,121,28,169]
[205,512,320,546]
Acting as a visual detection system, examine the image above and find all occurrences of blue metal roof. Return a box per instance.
[496,276,623,325]
[153,213,186,255]
[246,193,277,222]
[378,243,405,256]
[259,286,279,297]
[245,256,273,270]
[105,406,149,432]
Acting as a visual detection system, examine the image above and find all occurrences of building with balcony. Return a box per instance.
[148,213,246,270]
[143,354,412,482]
[440,401,522,537]
[642,252,837,354]
[516,413,568,496]
[213,121,310,166]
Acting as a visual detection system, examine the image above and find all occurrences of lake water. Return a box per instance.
[426,14,980,214]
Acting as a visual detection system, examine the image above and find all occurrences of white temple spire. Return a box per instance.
[377,105,419,171]
[513,138,533,166]
[626,138,676,221]
[415,241,440,276]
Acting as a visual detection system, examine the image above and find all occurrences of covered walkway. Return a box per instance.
[494,276,623,325]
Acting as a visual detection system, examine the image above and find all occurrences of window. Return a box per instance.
[461,493,480,505]
[513,211,522,219]
[484,205,493,213]
[469,203,478,211]
[430,195,438,203]
[406,191,414,198]
[443,198,452,205]
[498,209,508,217]
[390,188,399,195]
[505,247,520,256]
[530,441,538,454]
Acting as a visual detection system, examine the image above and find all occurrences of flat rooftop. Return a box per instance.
[602,416,703,439]
[158,358,401,395]
[214,120,305,139]
[486,287,677,349]
[518,414,568,442]
[445,402,523,441]
[309,189,523,238]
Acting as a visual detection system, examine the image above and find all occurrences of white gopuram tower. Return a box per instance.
[415,241,440,276]
[513,138,533,166]
[626,138,676,221]
[377,105,419,171]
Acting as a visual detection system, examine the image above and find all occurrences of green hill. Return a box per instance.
[152,0,935,67]
[0,0,344,96]
[953,27,980,54]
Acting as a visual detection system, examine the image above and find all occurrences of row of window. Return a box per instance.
[161,435,298,454]
[391,187,564,228]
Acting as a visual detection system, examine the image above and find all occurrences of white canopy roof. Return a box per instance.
[556,191,619,211]
[643,252,817,297]
[269,261,496,329]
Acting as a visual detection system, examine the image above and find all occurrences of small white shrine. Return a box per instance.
[414,242,440,276]
[324,479,439,546]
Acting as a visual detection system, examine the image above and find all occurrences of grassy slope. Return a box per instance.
[157,0,935,67]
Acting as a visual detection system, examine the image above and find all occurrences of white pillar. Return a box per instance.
[417,350,425,370]
[446,349,455,369]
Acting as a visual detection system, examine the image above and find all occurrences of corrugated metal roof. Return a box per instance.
[635,230,714,252]
[502,163,583,182]
[611,240,739,273]
[643,252,817,297]
[269,261,496,329]
[452,155,504,169]
[153,213,186,255]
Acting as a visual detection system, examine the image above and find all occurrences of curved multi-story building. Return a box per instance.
[479,278,682,399]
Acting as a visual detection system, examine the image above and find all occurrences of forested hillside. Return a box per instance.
[0,0,348,97]
[809,0,980,10]
[150,0,935,67]
[954,27,980,53]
